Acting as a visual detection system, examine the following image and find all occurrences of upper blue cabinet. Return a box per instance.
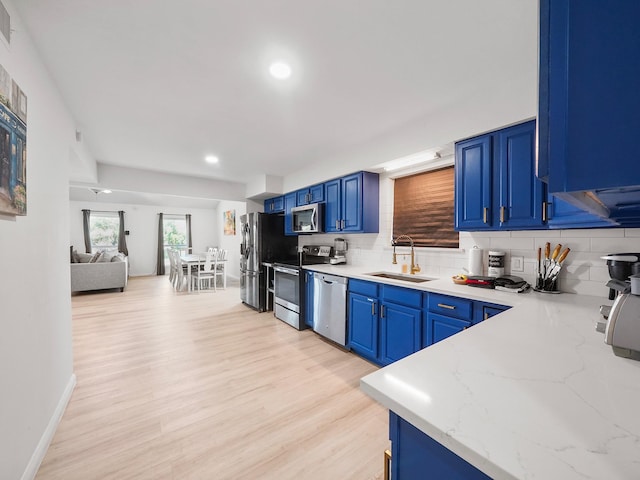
[296,183,325,206]
[455,120,544,231]
[325,171,379,233]
[264,195,284,214]
[538,0,640,225]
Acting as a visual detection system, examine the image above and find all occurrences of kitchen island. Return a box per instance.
[304,264,640,479]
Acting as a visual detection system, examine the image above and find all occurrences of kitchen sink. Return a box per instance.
[365,272,433,283]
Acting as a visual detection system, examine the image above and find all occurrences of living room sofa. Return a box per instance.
[70,250,128,293]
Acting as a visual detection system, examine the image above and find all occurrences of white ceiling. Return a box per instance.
[15,0,537,185]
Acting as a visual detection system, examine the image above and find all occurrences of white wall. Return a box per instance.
[215,200,246,280]
[0,3,76,479]
[300,172,640,298]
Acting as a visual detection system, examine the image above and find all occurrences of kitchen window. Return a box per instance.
[393,166,459,248]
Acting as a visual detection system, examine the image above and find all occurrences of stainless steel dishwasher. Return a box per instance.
[312,272,349,346]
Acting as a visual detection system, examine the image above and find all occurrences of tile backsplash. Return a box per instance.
[299,174,640,298]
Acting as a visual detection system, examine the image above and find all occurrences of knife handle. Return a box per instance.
[557,248,571,264]
[545,242,550,259]
[551,244,562,260]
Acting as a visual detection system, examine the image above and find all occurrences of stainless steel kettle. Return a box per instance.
[605,293,640,360]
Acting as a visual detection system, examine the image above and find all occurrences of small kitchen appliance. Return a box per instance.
[604,293,640,360]
[332,238,348,264]
[291,203,324,233]
[601,253,640,300]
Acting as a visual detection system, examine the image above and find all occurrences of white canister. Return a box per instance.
[488,251,505,277]
[631,274,640,295]
[468,246,483,276]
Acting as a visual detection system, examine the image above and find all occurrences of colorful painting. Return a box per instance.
[0,63,27,216]
[224,210,236,235]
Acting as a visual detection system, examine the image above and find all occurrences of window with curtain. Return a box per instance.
[392,166,459,248]
[89,212,120,252]
[163,215,188,265]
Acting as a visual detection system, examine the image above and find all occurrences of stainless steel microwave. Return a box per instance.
[291,202,324,233]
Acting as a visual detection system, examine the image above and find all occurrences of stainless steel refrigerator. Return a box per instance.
[240,212,298,311]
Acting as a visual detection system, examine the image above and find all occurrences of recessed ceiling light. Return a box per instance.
[205,155,219,164]
[269,62,292,79]
[102,189,112,194]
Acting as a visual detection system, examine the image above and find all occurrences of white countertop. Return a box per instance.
[304,264,640,480]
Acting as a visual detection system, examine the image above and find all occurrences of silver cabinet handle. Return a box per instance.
[341,219,345,229]
[336,220,340,229]
[380,304,385,318]
[437,303,456,310]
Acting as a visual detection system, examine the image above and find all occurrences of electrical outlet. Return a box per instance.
[511,255,524,273]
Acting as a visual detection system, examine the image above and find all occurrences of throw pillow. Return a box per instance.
[111,253,126,262]
[72,249,81,263]
[70,246,75,263]
[89,251,103,263]
[99,251,116,262]
[76,253,93,263]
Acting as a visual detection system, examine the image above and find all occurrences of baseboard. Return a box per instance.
[21,373,77,480]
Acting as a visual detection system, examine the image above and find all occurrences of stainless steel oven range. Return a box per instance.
[273,263,303,329]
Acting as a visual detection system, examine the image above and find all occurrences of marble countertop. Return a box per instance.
[304,264,640,479]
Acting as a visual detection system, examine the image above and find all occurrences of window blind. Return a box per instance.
[392,166,458,248]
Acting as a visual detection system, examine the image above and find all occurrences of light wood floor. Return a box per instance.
[36,276,389,480]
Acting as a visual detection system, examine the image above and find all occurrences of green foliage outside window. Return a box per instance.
[90,215,119,248]
[164,219,186,246]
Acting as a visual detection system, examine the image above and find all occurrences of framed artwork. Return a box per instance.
[224,210,236,235]
[0,63,27,216]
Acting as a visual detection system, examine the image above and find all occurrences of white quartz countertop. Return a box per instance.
[304,264,640,479]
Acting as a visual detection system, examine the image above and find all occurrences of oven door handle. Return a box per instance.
[274,266,300,276]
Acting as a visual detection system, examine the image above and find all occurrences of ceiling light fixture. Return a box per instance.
[89,188,112,196]
[383,151,442,172]
[205,155,219,164]
[269,61,292,79]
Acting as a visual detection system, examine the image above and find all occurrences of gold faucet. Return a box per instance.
[392,234,421,274]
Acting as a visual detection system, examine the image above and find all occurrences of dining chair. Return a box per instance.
[194,250,216,291]
[213,248,227,290]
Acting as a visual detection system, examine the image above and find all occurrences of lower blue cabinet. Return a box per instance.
[348,280,421,366]
[425,312,471,346]
[348,292,379,361]
[389,411,491,480]
[380,302,421,366]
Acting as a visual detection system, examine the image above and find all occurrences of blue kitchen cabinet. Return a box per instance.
[389,411,492,480]
[379,285,422,366]
[283,192,298,236]
[455,135,492,230]
[264,195,284,213]
[348,292,379,362]
[545,193,617,229]
[325,171,379,233]
[380,301,422,366]
[296,183,325,206]
[348,280,421,366]
[304,270,315,328]
[538,0,640,225]
[455,120,545,231]
[424,293,509,347]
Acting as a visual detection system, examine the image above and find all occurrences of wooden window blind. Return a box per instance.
[392,166,458,248]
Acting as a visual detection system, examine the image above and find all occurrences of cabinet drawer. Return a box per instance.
[381,284,422,309]
[349,279,378,297]
[428,293,473,321]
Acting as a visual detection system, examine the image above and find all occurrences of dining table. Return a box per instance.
[179,252,227,292]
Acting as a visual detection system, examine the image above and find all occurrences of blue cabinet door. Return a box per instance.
[283,192,297,236]
[380,302,421,366]
[304,271,315,328]
[341,172,363,232]
[348,292,379,362]
[455,135,493,230]
[324,178,341,233]
[426,312,471,346]
[496,120,545,229]
[296,184,325,206]
[264,196,284,213]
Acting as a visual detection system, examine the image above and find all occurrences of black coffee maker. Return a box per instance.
[602,253,640,300]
